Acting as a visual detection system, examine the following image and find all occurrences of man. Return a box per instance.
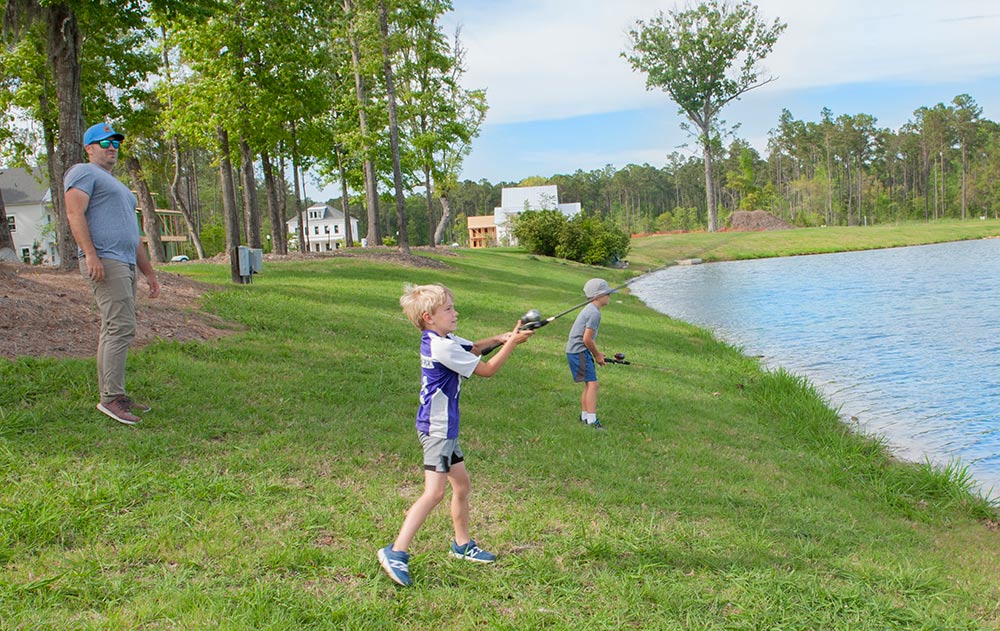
[65,122,161,425]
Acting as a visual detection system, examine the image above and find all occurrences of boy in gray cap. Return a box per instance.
[565,278,615,429]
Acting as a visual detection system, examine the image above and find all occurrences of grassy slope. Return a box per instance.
[1,248,999,630]
[628,219,1000,270]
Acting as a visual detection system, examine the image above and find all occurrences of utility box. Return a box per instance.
[237,246,263,284]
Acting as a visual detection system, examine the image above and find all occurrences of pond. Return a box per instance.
[630,238,1000,499]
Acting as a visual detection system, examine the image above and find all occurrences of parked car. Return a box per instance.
[170,255,190,262]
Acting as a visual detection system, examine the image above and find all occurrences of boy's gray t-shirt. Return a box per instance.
[64,162,139,265]
[566,303,601,353]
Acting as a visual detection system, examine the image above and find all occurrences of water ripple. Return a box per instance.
[632,239,1000,499]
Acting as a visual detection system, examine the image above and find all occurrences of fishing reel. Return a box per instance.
[607,352,630,365]
[518,308,546,330]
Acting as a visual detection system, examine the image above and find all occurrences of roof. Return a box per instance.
[0,167,49,206]
[285,204,355,227]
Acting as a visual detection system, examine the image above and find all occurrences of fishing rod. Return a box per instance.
[605,352,672,372]
[479,281,632,356]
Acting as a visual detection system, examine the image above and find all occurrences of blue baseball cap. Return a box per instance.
[83,123,125,146]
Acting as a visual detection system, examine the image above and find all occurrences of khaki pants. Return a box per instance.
[81,258,136,404]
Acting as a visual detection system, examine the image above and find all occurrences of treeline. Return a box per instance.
[446,93,1000,237]
[1,0,484,272]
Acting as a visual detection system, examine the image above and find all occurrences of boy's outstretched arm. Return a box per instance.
[473,321,533,377]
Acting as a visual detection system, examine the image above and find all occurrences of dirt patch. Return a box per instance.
[0,262,237,360]
[0,247,452,360]
[725,210,794,232]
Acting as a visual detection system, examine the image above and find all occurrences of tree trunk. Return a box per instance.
[168,138,206,259]
[277,151,289,234]
[289,125,308,253]
[239,136,261,249]
[0,188,17,262]
[434,194,452,246]
[47,3,83,270]
[378,0,409,254]
[424,168,436,247]
[702,134,717,232]
[261,149,286,255]
[217,126,242,283]
[336,145,354,247]
[345,0,380,246]
[123,155,166,263]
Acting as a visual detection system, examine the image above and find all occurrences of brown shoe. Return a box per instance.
[97,398,142,425]
[120,396,151,413]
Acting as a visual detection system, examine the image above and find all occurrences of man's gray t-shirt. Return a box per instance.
[566,303,601,353]
[64,163,139,265]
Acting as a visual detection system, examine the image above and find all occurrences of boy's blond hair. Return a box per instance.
[400,283,453,329]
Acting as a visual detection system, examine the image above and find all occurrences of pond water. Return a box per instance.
[630,238,1000,499]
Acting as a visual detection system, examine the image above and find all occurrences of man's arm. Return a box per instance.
[65,187,103,282]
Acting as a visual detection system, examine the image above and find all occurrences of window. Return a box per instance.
[7,216,15,232]
[313,226,319,235]
[21,248,30,263]
[334,225,340,234]
[324,226,330,234]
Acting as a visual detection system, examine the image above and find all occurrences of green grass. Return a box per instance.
[2,248,999,629]
[629,218,1000,270]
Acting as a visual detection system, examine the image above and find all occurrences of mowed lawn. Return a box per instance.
[628,218,1000,269]
[1,247,998,630]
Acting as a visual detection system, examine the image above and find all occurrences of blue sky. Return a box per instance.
[307,0,1000,197]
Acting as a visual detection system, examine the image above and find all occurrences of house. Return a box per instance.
[467,215,496,248]
[468,185,581,247]
[0,167,58,265]
[286,203,361,252]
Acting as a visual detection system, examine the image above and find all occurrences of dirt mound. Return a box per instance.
[0,263,238,359]
[726,210,794,232]
[0,247,454,360]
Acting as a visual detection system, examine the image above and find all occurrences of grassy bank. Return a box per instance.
[629,218,1000,270]
[2,249,999,629]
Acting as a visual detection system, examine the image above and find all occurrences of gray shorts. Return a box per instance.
[418,432,464,473]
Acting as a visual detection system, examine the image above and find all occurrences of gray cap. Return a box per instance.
[584,278,615,298]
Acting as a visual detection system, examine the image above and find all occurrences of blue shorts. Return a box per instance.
[567,350,597,383]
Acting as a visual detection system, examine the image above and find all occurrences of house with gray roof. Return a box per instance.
[286,203,361,252]
[0,167,58,265]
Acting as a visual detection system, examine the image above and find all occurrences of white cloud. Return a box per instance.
[446,0,1000,125]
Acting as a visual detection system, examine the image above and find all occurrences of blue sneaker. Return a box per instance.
[377,545,412,586]
[588,419,605,430]
[450,539,496,563]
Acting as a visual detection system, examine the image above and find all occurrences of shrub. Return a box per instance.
[512,209,567,257]
[512,210,630,266]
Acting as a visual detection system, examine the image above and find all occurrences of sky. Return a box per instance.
[305,0,1000,198]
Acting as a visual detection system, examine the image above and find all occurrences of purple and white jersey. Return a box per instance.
[416,330,480,438]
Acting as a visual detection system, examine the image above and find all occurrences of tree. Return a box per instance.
[377,0,409,253]
[343,0,382,246]
[624,0,785,232]
[952,94,983,221]
[0,186,16,261]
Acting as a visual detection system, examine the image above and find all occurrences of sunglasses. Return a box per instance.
[95,139,121,149]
